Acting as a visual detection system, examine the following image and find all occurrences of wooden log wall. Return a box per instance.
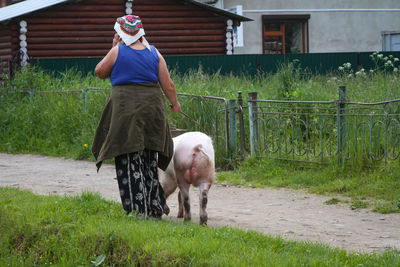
[0,23,17,74]
[26,0,124,58]
[133,0,226,55]
[23,0,227,58]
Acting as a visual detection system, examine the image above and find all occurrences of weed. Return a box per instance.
[324,198,341,205]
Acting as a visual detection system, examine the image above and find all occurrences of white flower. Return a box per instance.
[394,58,399,62]
[378,54,383,58]
[394,68,398,72]
[338,66,344,71]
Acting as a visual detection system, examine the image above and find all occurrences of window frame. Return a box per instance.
[262,14,310,54]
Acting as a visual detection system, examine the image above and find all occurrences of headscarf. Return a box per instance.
[114,15,150,51]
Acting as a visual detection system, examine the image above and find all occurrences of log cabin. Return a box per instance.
[0,0,251,74]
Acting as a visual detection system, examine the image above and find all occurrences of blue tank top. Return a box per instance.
[110,44,159,86]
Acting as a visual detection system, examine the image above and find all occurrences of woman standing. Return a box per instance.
[92,15,181,219]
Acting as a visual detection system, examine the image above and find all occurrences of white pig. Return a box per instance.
[159,131,215,225]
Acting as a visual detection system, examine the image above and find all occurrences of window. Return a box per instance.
[262,15,310,54]
[382,31,400,51]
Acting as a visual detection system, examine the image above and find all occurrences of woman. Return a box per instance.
[92,15,181,219]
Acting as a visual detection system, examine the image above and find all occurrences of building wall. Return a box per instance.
[18,0,227,59]
[24,0,125,58]
[0,23,17,72]
[224,0,400,54]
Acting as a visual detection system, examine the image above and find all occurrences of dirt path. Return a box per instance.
[0,153,399,253]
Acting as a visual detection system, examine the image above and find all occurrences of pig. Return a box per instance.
[159,131,215,225]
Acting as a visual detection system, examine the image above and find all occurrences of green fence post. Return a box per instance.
[337,86,346,165]
[229,99,237,157]
[237,91,246,160]
[248,92,258,156]
[384,110,388,166]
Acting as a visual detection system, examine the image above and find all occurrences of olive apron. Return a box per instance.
[91,82,173,172]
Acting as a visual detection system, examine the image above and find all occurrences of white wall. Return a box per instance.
[224,0,400,54]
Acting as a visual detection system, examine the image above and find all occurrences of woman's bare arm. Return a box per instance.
[157,49,181,113]
[95,34,120,79]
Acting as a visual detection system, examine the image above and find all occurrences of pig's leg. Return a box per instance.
[177,191,183,218]
[177,180,191,221]
[159,172,177,216]
[199,183,211,225]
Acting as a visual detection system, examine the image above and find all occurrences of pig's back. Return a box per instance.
[173,132,214,167]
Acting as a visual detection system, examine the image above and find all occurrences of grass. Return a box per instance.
[1,64,399,163]
[216,157,400,213]
[0,65,399,213]
[1,64,400,264]
[1,186,399,266]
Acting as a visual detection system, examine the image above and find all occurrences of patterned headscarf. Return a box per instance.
[114,15,150,50]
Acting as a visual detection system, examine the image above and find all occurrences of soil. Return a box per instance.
[0,153,399,253]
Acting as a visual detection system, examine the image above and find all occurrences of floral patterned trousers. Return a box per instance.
[115,150,165,218]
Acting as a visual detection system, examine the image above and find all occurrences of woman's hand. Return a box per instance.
[112,33,120,47]
[170,102,181,113]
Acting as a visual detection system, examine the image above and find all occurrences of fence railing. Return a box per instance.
[245,88,400,167]
[5,86,400,168]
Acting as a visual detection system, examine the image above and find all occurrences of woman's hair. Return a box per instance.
[119,36,143,46]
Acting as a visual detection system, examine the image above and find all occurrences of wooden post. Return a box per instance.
[248,92,258,156]
[229,99,237,157]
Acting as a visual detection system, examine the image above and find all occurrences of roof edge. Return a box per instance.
[0,0,70,22]
[0,0,253,23]
[182,0,253,22]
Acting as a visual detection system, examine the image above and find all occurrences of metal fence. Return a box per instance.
[245,88,400,167]
[171,93,231,166]
[4,86,400,168]
[8,88,233,167]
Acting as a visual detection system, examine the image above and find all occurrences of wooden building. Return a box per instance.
[0,0,251,74]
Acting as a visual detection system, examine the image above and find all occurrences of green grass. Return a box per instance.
[1,187,399,266]
[1,65,400,264]
[1,66,399,214]
[1,65,399,163]
[217,157,400,213]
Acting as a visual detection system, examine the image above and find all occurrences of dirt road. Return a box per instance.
[0,153,399,253]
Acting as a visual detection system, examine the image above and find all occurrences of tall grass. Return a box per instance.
[1,64,399,162]
[1,64,399,212]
